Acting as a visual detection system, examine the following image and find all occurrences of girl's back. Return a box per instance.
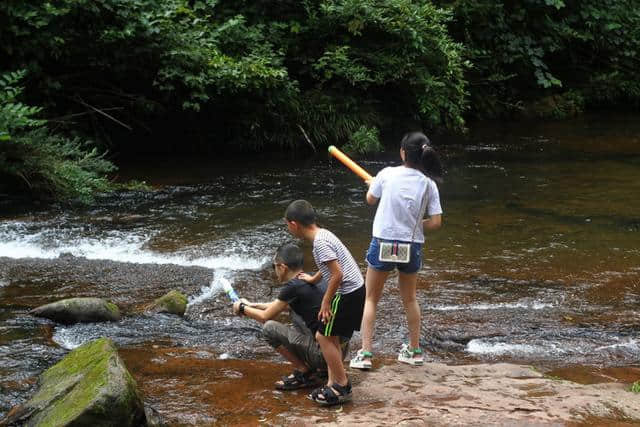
[370,166,440,244]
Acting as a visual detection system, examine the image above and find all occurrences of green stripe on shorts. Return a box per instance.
[324,293,341,336]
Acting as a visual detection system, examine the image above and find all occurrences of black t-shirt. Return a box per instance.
[277,277,326,334]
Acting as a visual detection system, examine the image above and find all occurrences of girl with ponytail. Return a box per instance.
[350,132,443,370]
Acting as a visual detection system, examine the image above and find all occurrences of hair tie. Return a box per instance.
[422,144,429,150]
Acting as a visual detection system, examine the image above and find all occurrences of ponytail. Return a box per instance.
[400,132,444,183]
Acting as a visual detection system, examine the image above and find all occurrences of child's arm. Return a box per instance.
[233,299,288,323]
[298,271,322,284]
[318,260,342,323]
[248,301,270,310]
[423,214,442,231]
[236,298,269,310]
[366,190,379,206]
[366,172,382,205]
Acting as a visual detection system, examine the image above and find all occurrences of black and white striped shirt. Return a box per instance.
[312,228,364,295]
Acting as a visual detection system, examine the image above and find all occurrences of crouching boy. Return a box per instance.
[232,243,348,390]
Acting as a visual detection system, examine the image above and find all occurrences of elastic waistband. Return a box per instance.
[374,237,422,245]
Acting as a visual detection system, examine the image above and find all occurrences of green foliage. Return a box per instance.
[2,0,638,155]
[0,70,116,203]
[0,70,45,139]
[632,381,640,394]
[305,0,468,130]
[523,90,585,119]
[342,125,383,156]
[436,0,640,117]
[0,0,467,154]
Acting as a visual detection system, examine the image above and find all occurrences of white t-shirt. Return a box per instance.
[369,166,442,244]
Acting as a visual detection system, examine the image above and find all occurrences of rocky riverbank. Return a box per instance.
[1,255,639,425]
[294,362,640,426]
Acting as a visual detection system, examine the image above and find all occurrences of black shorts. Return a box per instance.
[319,285,365,339]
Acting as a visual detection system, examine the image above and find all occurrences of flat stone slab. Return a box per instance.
[295,362,640,425]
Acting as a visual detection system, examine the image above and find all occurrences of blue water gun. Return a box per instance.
[220,278,240,303]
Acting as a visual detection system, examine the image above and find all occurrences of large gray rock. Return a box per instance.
[144,290,187,317]
[1,337,145,427]
[30,297,121,324]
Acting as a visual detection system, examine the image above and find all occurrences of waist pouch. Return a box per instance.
[378,241,411,263]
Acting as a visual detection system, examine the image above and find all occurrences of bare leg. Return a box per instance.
[398,271,420,349]
[274,346,310,373]
[316,332,348,386]
[361,267,390,353]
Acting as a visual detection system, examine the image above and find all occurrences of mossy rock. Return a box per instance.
[1,337,145,427]
[145,290,187,317]
[30,297,121,324]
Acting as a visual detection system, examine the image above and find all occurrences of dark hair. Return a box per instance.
[284,199,317,226]
[275,243,304,270]
[400,132,444,183]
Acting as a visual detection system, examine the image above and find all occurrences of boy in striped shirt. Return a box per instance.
[284,199,365,406]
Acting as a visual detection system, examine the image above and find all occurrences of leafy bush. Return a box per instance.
[436,0,640,117]
[342,125,383,156]
[0,0,467,153]
[632,381,640,394]
[0,70,116,203]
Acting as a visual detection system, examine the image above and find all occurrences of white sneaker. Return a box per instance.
[349,349,373,370]
[397,344,424,366]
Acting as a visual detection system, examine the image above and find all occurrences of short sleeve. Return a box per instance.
[277,283,296,304]
[369,167,387,198]
[314,239,338,264]
[426,181,443,216]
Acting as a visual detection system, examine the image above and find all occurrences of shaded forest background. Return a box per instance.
[1,0,639,202]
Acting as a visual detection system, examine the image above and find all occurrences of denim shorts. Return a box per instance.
[365,238,423,274]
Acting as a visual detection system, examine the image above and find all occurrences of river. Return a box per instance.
[1,114,639,424]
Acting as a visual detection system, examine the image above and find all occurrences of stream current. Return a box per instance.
[1,115,639,423]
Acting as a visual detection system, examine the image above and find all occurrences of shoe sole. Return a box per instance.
[350,365,372,370]
[275,382,318,391]
[349,356,373,370]
[398,358,424,366]
[349,362,372,370]
[307,393,353,406]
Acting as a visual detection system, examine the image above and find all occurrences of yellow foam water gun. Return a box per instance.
[328,145,372,181]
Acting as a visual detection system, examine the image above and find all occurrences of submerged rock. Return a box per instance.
[143,405,167,427]
[1,337,145,427]
[30,297,121,324]
[145,290,187,316]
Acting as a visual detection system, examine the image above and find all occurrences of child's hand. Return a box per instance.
[364,178,372,187]
[239,298,251,306]
[232,301,242,315]
[317,302,332,324]
[297,272,314,283]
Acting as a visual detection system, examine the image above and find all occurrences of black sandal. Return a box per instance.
[308,382,352,406]
[275,370,316,390]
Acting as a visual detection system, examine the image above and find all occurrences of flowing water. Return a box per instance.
[1,114,639,424]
